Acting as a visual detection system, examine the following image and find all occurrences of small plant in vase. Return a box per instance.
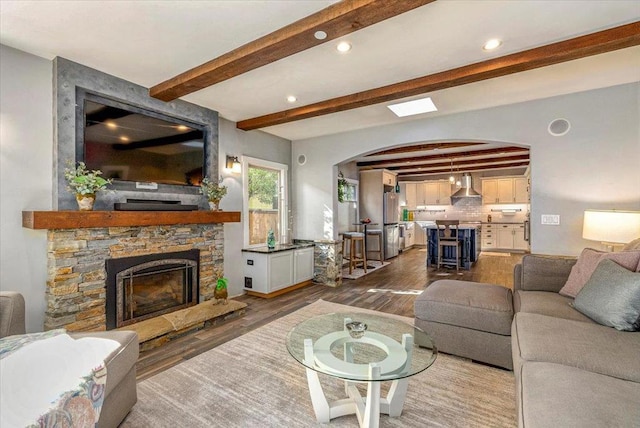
[64,162,111,211]
[200,177,227,210]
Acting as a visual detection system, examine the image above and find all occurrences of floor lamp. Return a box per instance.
[582,209,640,252]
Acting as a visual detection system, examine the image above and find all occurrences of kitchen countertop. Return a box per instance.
[242,242,314,254]
[424,224,481,229]
[483,222,525,224]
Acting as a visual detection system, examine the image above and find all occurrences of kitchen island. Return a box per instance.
[425,224,481,270]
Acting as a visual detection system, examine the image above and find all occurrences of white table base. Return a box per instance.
[303,323,414,428]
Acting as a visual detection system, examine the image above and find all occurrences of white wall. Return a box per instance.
[293,83,640,256]
[0,45,53,332]
[218,118,291,297]
[0,45,291,331]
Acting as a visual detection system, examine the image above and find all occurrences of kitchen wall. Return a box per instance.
[292,82,640,256]
[0,44,291,332]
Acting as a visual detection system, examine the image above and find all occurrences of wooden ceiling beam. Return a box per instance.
[149,0,435,101]
[397,161,530,177]
[364,142,483,157]
[384,154,530,171]
[237,22,640,130]
[358,146,528,168]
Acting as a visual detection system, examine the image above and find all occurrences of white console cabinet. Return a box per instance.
[242,245,314,297]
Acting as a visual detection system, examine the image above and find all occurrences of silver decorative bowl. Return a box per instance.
[345,321,368,339]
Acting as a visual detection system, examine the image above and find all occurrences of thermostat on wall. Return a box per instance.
[136,182,158,190]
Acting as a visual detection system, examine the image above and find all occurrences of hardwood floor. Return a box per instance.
[135,247,523,381]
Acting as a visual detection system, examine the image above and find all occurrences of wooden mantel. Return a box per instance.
[22,210,241,230]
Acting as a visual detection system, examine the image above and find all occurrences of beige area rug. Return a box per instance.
[342,260,390,280]
[121,300,516,428]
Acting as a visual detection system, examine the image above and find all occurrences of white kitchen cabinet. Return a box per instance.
[482,176,529,204]
[414,224,427,245]
[404,223,415,247]
[382,171,396,187]
[242,246,314,296]
[512,224,529,250]
[513,177,529,203]
[405,183,417,208]
[293,246,314,284]
[418,181,451,205]
[484,223,529,251]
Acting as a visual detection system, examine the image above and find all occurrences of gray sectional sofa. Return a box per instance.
[512,254,640,427]
[415,254,640,427]
[0,291,139,428]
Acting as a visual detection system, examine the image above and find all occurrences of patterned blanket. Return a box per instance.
[0,330,120,427]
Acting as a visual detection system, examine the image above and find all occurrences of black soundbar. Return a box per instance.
[114,199,199,211]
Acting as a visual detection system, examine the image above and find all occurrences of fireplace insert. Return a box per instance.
[105,249,199,329]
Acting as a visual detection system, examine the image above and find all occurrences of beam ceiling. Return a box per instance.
[397,161,530,177]
[364,142,484,157]
[149,0,434,102]
[237,22,640,131]
[357,146,528,168]
[385,154,530,171]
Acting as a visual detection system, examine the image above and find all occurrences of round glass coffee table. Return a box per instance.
[286,312,437,428]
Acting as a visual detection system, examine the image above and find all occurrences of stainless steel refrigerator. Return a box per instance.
[383,193,399,259]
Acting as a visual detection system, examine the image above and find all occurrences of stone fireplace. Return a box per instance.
[44,222,224,332]
[105,249,200,329]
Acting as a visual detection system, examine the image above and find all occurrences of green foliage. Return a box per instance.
[337,171,347,203]
[249,168,278,205]
[216,278,228,290]
[64,162,111,195]
[200,177,227,202]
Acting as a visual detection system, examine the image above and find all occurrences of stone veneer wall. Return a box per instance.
[313,240,342,288]
[46,224,224,331]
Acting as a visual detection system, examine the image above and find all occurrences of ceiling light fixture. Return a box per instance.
[119,136,129,142]
[105,122,117,130]
[287,95,297,103]
[176,125,189,131]
[387,97,437,117]
[449,159,455,183]
[336,41,351,53]
[483,38,502,51]
[314,30,327,40]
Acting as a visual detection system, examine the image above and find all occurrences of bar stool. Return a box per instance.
[366,229,384,265]
[342,232,367,274]
[436,220,463,271]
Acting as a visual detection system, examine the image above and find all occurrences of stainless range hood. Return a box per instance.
[451,173,481,198]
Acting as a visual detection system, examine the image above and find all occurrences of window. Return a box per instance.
[242,157,288,247]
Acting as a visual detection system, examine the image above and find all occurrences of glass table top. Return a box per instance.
[286,312,437,382]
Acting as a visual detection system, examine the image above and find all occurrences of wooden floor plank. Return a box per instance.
[135,248,523,380]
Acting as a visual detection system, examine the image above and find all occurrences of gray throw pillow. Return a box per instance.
[574,258,640,331]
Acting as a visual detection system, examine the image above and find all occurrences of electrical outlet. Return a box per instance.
[244,277,253,289]
[541,214,560,225]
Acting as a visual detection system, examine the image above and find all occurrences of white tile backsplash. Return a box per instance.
[413,198,529,223]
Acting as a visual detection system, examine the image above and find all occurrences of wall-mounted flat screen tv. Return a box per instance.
[81,97,206,186]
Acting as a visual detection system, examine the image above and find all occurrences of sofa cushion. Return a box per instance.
[518,254,577,292]
[622,237,640,251]
[573,258,640,331]
[415,280,513,335]
[511,312,640,382]
[513,290,594,323]
[518,362,640,428]
[559,248,640,298]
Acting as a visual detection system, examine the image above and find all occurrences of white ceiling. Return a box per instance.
[1,0,639,142]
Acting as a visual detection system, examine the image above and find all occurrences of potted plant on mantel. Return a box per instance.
[200,177,227,211]
[64,162,112,211]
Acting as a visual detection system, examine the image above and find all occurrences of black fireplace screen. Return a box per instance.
[105,250,199,329]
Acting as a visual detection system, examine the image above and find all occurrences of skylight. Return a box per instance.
[387,97,437,117]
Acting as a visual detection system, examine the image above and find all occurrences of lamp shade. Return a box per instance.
[583,210,640,244]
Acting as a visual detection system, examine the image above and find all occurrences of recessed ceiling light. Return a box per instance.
[287,95,297,103]
[105,121,117,129]
[176,125,189,131]
[314,30,327,40]
[336,41,351,53]
[387,97,438,117]
[483,38,502,51]
[119,136,129,142]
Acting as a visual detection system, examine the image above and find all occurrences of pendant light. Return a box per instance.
[449,159,455,183]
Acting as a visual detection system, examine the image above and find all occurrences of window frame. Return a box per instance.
[242,156,289,248]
